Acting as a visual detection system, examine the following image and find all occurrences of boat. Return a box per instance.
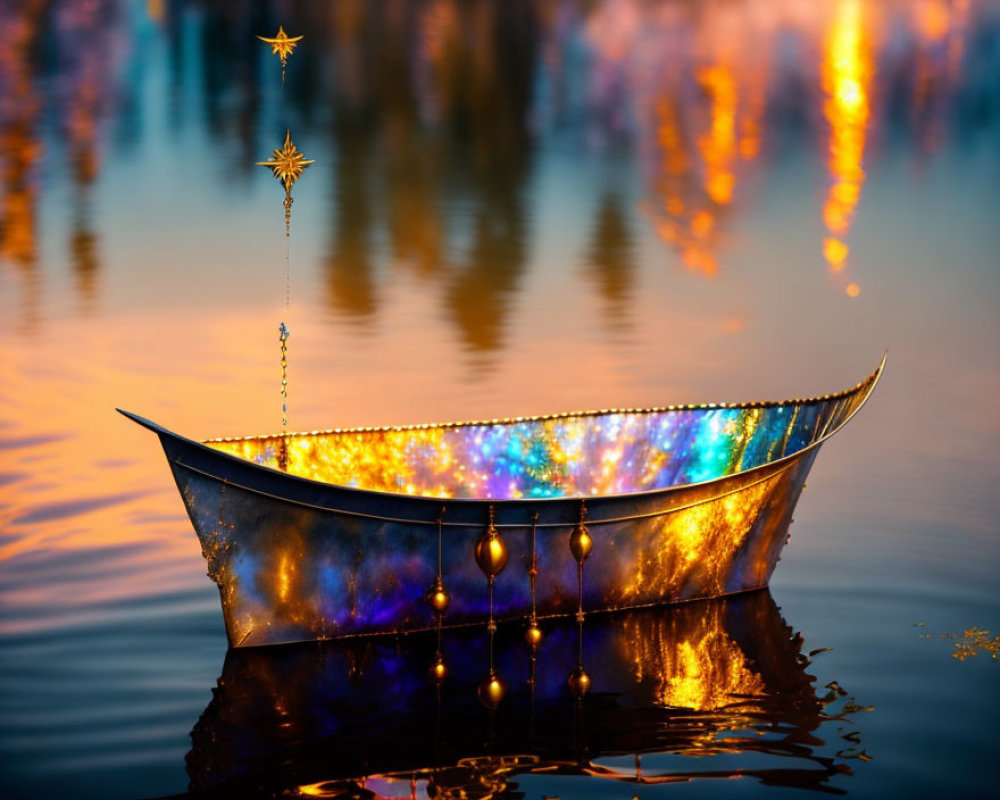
[119,355,884,648]
[185,592,869,796]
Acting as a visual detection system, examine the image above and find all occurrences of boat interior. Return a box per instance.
[205,364,881,500]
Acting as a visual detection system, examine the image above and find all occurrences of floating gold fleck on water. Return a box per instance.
[916,623,999,661]
[953,627,1000,661]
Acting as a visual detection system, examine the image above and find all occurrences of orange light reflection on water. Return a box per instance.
[623,604,766,712]
[698,65,739,208]
[821,0,873,294]
[645,51,767,276]
[0,10,41,268]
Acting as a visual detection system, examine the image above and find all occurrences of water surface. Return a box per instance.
[1,1,998,797]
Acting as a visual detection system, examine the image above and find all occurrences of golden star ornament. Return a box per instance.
[257,131,314,193]
[257,26,303,67]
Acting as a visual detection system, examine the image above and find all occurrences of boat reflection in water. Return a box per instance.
[186,592,869,798]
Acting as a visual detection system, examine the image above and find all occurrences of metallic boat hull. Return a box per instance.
[122,358,882,648]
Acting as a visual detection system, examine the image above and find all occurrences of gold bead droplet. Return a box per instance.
[569,523,593,564]
[567,665,591,697]
[478,671,506,709]
[430,655,447,685]
[427,578,450,613]
[474,524,508,579]
[525,624,543,648]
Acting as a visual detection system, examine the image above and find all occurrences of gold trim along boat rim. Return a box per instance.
[207,352,885,440]
[182,352,885,515]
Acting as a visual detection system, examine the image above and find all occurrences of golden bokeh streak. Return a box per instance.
[821,0,872,289]
[697,65,738,207]
[620,475,777,603]
[647,53,765,277]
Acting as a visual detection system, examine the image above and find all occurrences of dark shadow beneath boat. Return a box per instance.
[176,591,869,798]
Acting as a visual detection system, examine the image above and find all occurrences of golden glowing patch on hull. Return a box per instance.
[618,473,779,605]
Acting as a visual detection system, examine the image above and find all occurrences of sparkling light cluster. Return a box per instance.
[207,385,869,500]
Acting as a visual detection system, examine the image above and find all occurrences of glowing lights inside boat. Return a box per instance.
[206,383,871,500]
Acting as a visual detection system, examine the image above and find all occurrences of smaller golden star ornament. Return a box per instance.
[257,26,302,67]
[257,26,302,84]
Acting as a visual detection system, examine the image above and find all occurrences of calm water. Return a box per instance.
[1,0,998,797]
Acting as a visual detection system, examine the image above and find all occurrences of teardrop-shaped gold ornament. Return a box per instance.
[567,664,591,697]
[427,577,450,613]
[478,670,506,709]
[569,522,593,564]
[474,509,508,579]
[430,654,448,685]
[525,623,543,648]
